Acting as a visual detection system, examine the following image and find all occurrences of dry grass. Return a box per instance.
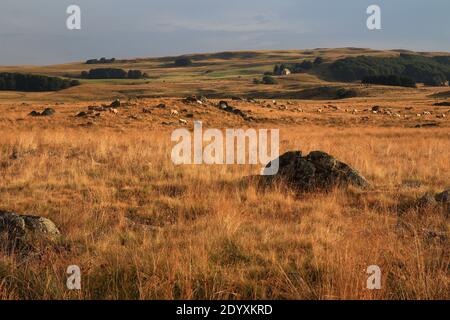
[0,122,448,300]
[0,48,449,299]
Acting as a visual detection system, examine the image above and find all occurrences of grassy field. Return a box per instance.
[0,48,449,300]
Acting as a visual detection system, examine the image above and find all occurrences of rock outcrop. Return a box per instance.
[0,211,60,241]
[262,150,371,191]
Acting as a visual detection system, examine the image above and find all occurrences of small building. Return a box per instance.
[281,68,291,76]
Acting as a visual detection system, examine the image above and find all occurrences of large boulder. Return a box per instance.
[263,150,371,191]
[0,211,60,241]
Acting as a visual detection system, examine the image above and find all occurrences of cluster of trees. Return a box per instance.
[174,57,193,67]
[328,54,450,86]
[81,68,148,79]
[0,73,80,92]
[85,57,116,64]
[272,58,322,75]
[362,75,416,87]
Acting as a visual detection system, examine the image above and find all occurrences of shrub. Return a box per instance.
[299,60,313,70]
[262,75,277,85]
[174,57,192,67]
[127,70,143,79]
[314,57,324,65]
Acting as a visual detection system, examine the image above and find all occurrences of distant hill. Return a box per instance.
[0,48,449,99]
[326,54,450,86]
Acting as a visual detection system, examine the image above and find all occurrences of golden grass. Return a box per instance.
[0,47,449,299]
[0,122,448,300]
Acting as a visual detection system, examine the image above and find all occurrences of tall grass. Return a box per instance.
[0,125,448,299]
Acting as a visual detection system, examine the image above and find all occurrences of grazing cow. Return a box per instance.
[179,118,187,125]
[110,108,118,114]
[171,109,179,116]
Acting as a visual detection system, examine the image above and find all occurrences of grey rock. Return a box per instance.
[110,99,121,108]
[41,108,55,116]
[263,150,371,191]
[218,101,229,110]
[0,211,60,240]
[28,110,40,117]
[435,190,449,203]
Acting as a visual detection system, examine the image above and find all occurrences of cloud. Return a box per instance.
[0,0,449,65]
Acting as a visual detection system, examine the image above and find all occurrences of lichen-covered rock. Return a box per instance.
[263,150,371,191]
[0,211,60,240]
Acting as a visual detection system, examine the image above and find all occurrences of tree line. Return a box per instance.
[0,73,80,92]
[85,57,116,64]
[328,54,450,86]
[81,68,148,79]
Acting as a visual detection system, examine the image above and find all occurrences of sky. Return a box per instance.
[0,0,449,65]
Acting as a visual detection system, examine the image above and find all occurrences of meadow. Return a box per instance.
[0,49,449,299]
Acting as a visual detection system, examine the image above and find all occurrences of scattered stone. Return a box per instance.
[372,106,381,112]
[218,101,229,110]
[156,103,166,109]
[110,99,121,108]
[183,96,203,104]
[436,190,450,204]
[28,108,55,117]
[0,211,60,243]
[142,107,152,113]
[128,115,141,120]
[260,150,370,191]
[76,111,88,117]
[41,108,55,116]
[28,111,40,117]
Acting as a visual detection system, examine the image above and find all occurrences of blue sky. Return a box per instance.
[0,0,449,65]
